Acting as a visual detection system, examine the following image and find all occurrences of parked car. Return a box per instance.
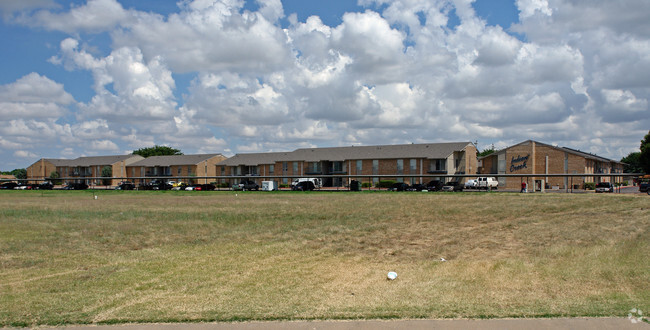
[595,182,614,193]
[0,182,18,190]
[388,182,410,191]
[14,184,31,190]
[425,180,444,192]
[139,179,172,190]
[64,182,89,190]
[464,179,477,189]
[408,183,427,191]
[240,180,259,191]
[476,177,498,190]
[291,178,322,189]
[37,182,54,190]
[116,181,135,190]
[192,183,215,191]
[292,181,315,191]
[442,181,463,192]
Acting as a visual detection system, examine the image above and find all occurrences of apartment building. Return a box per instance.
[26,155,145,186]
[126,154,227,185]
[478,140,625,190]
[218,142,478,187]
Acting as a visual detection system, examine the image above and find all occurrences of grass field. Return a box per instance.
[0,190,648,327]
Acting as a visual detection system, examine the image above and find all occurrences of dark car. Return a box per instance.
[37,182,54,190]
[64,182,89,190]
[191,183,215,191]
[292,181,315,191]
[408,183,427,191]
[595,182,614,193]
[388,182,409,191]
[441,181,463,192]
[240,180,259,191]
[139,180,172,190]
[0,182,19,189]
[116,181,136,190]
[426,180,444,191]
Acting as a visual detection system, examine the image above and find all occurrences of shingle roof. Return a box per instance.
[129,154,224,167]
[479,140,622,164]
[218,142,473,165]
[69,155,144,167]
[290,142,473,161]
[217,152,293,166]
[43,158,75,167]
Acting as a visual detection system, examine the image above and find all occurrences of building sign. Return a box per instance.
[510,154,530,172]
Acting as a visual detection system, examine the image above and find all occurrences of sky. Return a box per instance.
[0,0,649,170]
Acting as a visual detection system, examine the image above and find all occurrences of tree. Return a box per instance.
[621,152,642,174]
[11,169,27,180]
[640,130,650,174]
[478,146,496,157]
[101,166,112,185]
[49,171,62,185]
[132,145,183,158]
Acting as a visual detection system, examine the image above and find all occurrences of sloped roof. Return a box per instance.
[290,142,473,161]
[218,142,473,165]
[479,140,622,164]
[561,146,624,164]
[70,155,144,167]
[43,158,75,167]
[129,154,224,167]
[217,152,293,166]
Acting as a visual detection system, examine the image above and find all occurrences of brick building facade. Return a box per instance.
[26,155,144,186]
[126,154,227,185]
[218,142,477,187]
[478,140,624,190]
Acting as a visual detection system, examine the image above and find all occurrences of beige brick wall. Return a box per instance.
[26,159,57,183]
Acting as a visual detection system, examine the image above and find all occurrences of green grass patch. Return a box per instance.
[0,190,648,326]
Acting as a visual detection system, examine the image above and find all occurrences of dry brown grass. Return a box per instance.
[0,190,648,326]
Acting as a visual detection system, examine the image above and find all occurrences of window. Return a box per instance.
[397,159,403,175]
[293,162,299,173]
[430,159,446,172]
[332,161,343,173]
[187,166,192,175]
[178,167,182,175]
[372,160,379,175]
[356,160,362,173]
[308,162,321,173]
[282,162,288,172]
[410,159,417,172]
[221,166,225,175]
[269,164,274,174]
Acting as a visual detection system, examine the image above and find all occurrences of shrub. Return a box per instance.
[376,180,396,189]
[361,182,372,188]
[584,182,595,190]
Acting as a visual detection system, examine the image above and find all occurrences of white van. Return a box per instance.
[291,178,322,189]
[476,177,498,190]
